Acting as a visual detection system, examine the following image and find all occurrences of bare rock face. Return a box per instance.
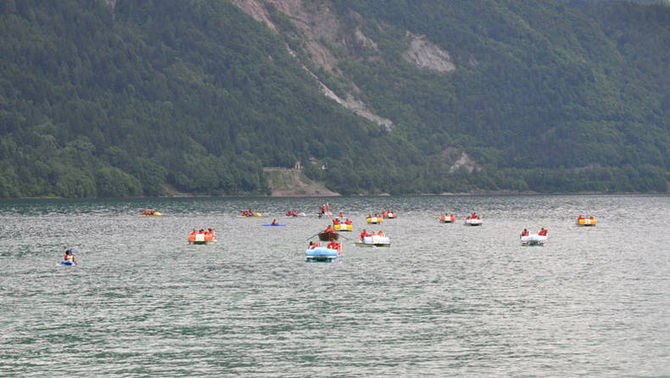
[354,28,378,50]
[230,0,341,70]
[231,0,393,130]
[449,152,477,173]
[263,167,339,197]
[403,33,455,73]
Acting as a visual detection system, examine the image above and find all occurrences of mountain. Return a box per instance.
[0,0,668,197]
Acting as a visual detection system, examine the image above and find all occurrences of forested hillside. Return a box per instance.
[0,0,668,197]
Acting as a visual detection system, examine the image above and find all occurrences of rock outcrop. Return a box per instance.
[403,33,456,73]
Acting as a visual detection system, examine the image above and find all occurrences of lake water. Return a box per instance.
[0,195,668,376]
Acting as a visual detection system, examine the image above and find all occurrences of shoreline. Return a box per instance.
[7,190,669,200]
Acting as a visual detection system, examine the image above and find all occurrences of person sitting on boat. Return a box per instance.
[333,218,341,225]
[203,228,214,240]
[344,218,352,225]
[271,219,278,225]
[326,241,338,250]
[589,216,595,220]
[578,215,584,220]
[308,241,316,249]
[377,230,385,237]
[381,211,387,217]
[538,228,548,236]
[360,229,370,240]
[520,228,529,238]
[323,224,334,233]
[64,249,76,264]
[339,212,344,218]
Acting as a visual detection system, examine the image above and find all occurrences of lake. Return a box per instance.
[0,195,668,376]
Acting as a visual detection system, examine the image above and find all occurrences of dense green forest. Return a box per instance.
[0,0,668,197]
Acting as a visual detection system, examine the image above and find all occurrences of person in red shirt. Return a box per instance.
[323,225,334,233]
[359,229,370,240]
[333,218,341,225]
[344,218,352,225]
[520,228,529,237]
[538,228,548,236]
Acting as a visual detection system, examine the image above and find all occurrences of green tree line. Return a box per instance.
[0,0,667,197]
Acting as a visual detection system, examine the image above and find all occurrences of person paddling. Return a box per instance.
[64,249,76,265]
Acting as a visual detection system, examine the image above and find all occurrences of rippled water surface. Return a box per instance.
[0,195,668,376]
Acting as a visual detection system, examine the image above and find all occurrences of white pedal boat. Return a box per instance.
[521,234,547,246]
[355,235,391,247]
[465,218,482,226]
